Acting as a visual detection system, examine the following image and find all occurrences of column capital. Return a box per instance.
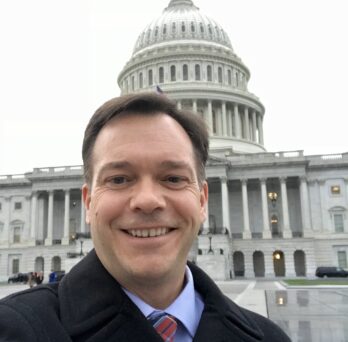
[280,177,287,183]
[241,178,248,185]
[220,176,228,183]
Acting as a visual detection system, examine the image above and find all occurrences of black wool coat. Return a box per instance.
[0,250,291,341]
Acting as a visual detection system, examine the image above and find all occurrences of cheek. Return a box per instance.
[91,192,125,225]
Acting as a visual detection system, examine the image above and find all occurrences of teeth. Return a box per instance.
[128,228,169,238]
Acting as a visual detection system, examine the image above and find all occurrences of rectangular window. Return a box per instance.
[334,214,344,233]
[14,202,22,210]
[13,227,21,243]
[12,259,19,274]
[338,251,347,268]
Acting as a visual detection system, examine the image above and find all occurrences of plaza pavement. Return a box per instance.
[2,280,348,341]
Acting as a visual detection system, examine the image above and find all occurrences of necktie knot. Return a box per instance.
[148,313,177,342]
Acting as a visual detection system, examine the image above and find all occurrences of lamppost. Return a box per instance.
[207,232,214,254]
[79,240,84,256]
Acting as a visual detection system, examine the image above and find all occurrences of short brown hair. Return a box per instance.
[82,92,209,185]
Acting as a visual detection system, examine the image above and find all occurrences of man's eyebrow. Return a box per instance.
[159,160,192,169]
[159,160,195,176]
[96,161,131,180]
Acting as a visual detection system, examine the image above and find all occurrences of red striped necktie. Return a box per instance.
[148,313,177,341]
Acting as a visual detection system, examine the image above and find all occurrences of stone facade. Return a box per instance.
[1,0,347,281]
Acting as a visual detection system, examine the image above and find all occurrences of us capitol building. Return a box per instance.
[1,0,347,281]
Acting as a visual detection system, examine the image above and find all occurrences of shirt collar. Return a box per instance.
[123,265,203,338]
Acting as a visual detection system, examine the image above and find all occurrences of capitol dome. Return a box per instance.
[133,0,233,55]
[118,0,266,155]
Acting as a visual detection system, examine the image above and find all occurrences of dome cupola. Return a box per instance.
[133,0,233,55]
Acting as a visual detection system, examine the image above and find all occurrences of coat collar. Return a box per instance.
[58,250,264,341]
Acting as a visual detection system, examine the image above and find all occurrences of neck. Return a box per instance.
[123,269,186,309]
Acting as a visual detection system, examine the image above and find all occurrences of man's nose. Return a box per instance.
[129,179,166,214]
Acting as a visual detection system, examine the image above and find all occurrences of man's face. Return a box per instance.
[82,113,207,288]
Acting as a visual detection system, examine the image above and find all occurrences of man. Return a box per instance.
[0,93,291,341]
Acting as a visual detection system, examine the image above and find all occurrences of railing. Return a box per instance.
[32,165,83,175]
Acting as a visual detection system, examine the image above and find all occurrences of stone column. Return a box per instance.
[62,189,70,245]
[221,101,227,136]
[80,190,86,233]
[45,190,54,245]
[233,103,241,138]
[260,179,272,239]
[280,178,292,238]
[207,100,213,134]
[29,191,38,245]
[243,107,250,140]
[299,177,313,237]
[244,252,254,278]
[318,179,328,232]
[264,251,274,277]
[192,99,197,113]
[252,110,257,142]
[221,176,230,235]
[241,179,251,239]
[285,250,296,277]
[2,197,11,244]
[257,114,264,145]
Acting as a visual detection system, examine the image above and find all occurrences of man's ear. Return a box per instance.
[199,181,208,223]
[82,183,91,225]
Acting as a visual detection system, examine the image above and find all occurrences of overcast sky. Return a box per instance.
[0,0,347,175]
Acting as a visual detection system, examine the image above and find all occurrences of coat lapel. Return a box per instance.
[189,262,264,342]
[58,250,162,342]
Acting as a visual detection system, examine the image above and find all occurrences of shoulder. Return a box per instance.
[0,284,61,341]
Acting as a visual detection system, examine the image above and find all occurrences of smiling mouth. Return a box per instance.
[124,228,172,238]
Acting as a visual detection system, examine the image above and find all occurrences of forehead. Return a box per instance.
[92,112,196,164]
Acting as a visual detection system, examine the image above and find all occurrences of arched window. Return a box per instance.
[154,26,159,38]
[138,72,143,88]
[163,24,167,35]
[208,24,212,35]
[183,64,188,81]
[191,22,195,33]
[170,65,176,81]
[207,65,212,81]
[131,76,135,90]
[200,23,204,33]
[172,22,176,33]
[218,67,223,83]
[148,69,153,86]
[159,67,164,83]
[181,22,186,33]
[124,80,128,93]
[147,29,151,42]
[195,64,201,81]
[227,70,232,85]
[51,256,61,272]
[235,72,239,87]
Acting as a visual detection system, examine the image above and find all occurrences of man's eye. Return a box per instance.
[109,176,128,184]
[167,176,182,183]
